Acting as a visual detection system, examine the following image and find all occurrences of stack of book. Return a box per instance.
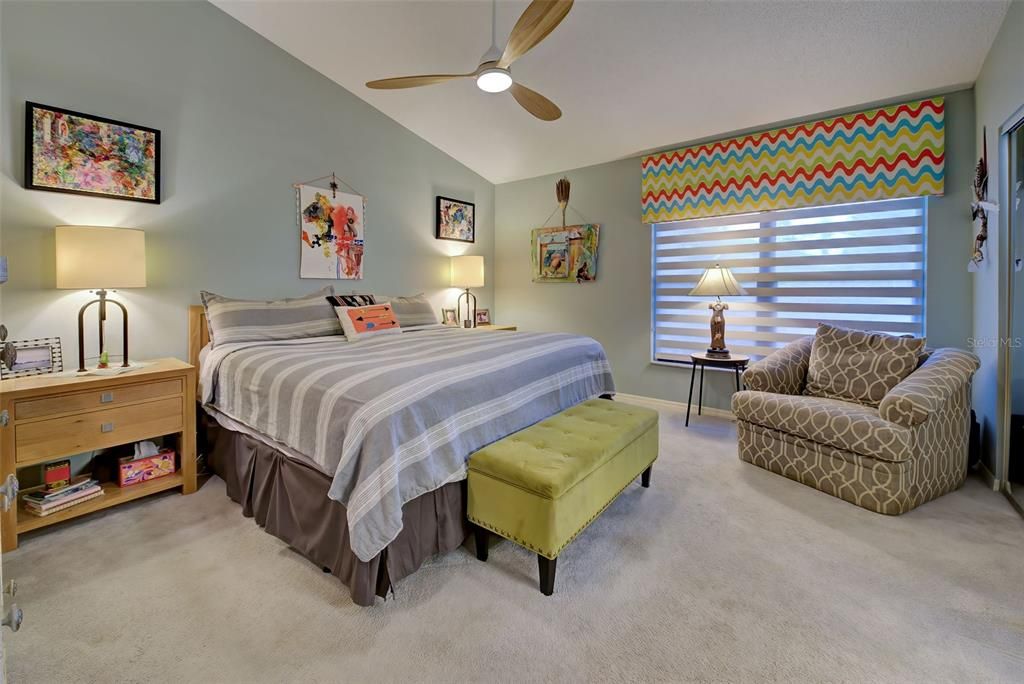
[23,478,104,518]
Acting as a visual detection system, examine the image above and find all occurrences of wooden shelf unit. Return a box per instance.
[0,358,196,550]
[17,473,185,534]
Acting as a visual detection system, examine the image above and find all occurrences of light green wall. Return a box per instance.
[495,89,977,410]
[973,0,1024,482]
[0,0,494,365]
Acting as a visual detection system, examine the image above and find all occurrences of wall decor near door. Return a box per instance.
[25,102,160,203]
[436,196,475,243]
[531,224,600,283]
[296,180,366,279]
[969,127,992,271]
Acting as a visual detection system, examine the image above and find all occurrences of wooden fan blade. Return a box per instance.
[510,83,561,121]
[497,0,574,69]
[365,73,472,89]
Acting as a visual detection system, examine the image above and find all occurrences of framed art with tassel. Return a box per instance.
[530,176,600,283]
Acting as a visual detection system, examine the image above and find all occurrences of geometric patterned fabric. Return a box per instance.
[804,323,925,407]
[733,338,979,515]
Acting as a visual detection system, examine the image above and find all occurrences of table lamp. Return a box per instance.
[451,255,484,328]
[55,226,146,372]
[689,263,747,358]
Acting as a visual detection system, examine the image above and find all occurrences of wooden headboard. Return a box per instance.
[188,305,209,376]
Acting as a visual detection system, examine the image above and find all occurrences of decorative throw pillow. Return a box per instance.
[377,293,440,329]
[804,323,925,407]
[201,287,341,347]
[327,293,377,307]
[334,304,402,340]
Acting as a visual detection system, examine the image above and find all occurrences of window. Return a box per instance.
[652,197,927,363]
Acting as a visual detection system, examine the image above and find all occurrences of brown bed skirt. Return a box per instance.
[201,412,469,606]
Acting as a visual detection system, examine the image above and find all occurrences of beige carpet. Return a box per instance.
[6,400,1024,683]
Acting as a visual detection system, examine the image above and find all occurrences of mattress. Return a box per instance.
[200,327,615,561]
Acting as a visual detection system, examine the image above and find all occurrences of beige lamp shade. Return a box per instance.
[451,255,484,288]
[689,264,747,297]
[56,226,146,289]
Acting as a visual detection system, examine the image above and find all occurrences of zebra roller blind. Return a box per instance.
[652,197,926,362]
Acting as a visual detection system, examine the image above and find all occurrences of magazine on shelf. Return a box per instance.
[23,490,104,517]
[25,484,103,512]
[24,477,99,504]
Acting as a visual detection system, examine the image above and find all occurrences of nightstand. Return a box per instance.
[0,358,196,551]
[472,324,517,331]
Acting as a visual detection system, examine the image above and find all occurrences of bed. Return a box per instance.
[188,306,615,605]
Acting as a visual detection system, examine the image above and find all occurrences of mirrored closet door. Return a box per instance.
[1006,114,1024,514]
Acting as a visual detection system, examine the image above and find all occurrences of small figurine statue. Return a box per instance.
[97,350,109,369]
[708,299,729,356]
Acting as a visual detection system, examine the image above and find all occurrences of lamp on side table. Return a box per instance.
[688,263,748,358]
[451,255,484,328]
[55,226,146,372]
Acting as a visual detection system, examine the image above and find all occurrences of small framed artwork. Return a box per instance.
[436,196,475,243]
[1,337,63,379]
[441,308,458,326]
[475,309,491,325]
[25,102,160,203]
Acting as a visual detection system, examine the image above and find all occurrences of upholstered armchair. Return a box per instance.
[731,336,980,514]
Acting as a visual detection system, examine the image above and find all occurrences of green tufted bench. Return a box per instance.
[467,398,659,595]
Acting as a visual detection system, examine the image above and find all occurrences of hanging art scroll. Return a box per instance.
[295,173,365,279]
[641,98,945,223]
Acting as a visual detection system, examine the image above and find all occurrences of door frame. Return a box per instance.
[999,102,1024,517]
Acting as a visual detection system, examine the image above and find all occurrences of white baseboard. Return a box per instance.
[978,461,1001,491]
[613,392,735,420]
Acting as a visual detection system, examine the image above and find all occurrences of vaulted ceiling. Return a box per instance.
[215,0,1009,184]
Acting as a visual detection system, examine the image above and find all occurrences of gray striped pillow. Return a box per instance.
[200,287,342,347]
[377,294,439,328]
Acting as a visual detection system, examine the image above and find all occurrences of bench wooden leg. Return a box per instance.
[474,526,489,562]
[641,465,652,488]
[538,555,557,596]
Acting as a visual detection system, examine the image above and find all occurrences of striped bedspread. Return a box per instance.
[200,327,615,561]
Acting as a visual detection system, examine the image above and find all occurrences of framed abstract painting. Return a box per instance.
[297,183,366,279]
[25,102,160,203]
[436,196,475,243]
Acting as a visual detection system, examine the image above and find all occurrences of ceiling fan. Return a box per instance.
[365,0,573,121]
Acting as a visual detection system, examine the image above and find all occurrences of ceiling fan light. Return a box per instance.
[476,68,512,93]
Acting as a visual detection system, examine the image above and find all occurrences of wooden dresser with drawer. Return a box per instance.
[0,358,196,551]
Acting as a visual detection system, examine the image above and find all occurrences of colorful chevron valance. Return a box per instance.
[641,97,945,223]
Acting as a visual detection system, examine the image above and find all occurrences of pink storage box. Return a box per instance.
[118,449,177,487]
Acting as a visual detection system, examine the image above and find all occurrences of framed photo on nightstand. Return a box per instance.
[0,336,63,379]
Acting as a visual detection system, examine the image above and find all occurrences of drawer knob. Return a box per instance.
[100,392,114,403]
[101,423,115,433]
[2,604,23,632]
